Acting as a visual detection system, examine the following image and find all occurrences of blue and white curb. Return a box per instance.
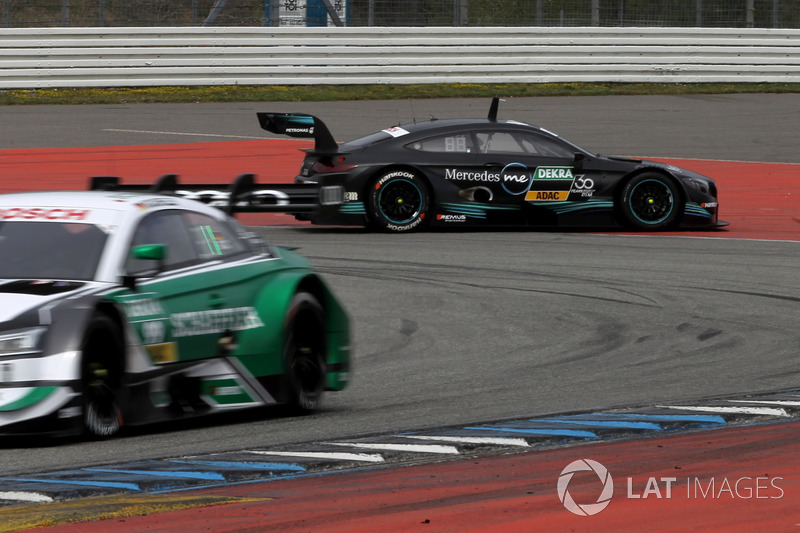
[2,390,799,506]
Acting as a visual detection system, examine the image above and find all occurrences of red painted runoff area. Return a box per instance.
[2,143,798,530]
[41,420,800,532]
[0,140,798,239]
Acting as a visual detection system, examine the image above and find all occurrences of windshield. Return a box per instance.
[0,222,108,281]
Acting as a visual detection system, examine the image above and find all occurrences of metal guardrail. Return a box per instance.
[2,26,800,89]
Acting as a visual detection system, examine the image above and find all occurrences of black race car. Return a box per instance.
[258,99,726,233]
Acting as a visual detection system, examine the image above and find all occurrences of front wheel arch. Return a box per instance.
[80,312,125,438]
[617,171,685,230]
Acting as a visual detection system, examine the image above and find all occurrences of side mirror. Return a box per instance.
[574,152,586,172]
[123,244,168,291]
[132,243,167,261]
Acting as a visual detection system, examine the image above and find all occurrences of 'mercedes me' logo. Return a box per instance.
[501,163,532,196]
[557,459,614,516]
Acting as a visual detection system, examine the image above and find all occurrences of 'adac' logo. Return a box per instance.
[526,191,570,201]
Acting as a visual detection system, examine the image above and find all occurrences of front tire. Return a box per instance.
[284,292,327,413]
[620,173,681,230]
[81,314,124,438]
[367,170,431,232]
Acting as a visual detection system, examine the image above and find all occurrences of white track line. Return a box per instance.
[400,435,530,447]
[326,442,460,454]
[727,400,800,407]
[657,405,789,417]
[0,491,53,503]
[248,450,385,463]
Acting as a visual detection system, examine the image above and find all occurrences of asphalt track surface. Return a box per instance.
[0,96,799,529]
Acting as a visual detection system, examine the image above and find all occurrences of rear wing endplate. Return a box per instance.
[90,173,345,217]
[257,112,339,155]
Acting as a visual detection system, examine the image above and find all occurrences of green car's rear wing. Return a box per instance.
[257,112,339,156]
[90,173,345,217]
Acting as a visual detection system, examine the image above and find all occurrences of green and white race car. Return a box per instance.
[0,188,350,437]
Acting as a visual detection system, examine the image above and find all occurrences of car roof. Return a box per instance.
[394,118,535,134]
[0,190,224,224]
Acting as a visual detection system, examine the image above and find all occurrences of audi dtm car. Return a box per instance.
[0,187,350,437]
[258,98,726,233]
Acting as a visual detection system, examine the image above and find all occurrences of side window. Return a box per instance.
[184,213,247,260]
[476,132,523,154]
[407,134,474,153]
[127,211,198,273]
[519,132,576,158]
[476,131,575,158]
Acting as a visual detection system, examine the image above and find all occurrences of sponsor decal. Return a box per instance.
[121,295,166,319]
[382,126,410,138]
[209,385,243,396]
[0,208,90,221]
[501,163,532,196]
[145,342,178,363]
[436,214,467,223]
[526,191,570,201]
[172,189,291,208]
[570,176,595,197]
[702,202,718,209]
[534,166,574,180]
[445,168,501,183]
[286,126,314,134]
[344,191,359,202]
[170,306,264,338]
[135,198,179,209]
[526,166,580,202]
[386,218,424,231]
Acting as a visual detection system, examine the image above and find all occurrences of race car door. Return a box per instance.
[122,210,259,365]
[472,129,594,205]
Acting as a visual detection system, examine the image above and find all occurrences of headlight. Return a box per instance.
[0,327,46,355]
[685,178,710,195]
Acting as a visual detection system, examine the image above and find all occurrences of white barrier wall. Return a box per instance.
[2,26,800,89]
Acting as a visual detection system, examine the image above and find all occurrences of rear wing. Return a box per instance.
[257,112,339,155]
[90,173,345,217]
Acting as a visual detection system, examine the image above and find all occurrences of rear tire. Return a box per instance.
[367,170,430,232]
[620,173,681,230]
[81,314,124,438]
[283,292,327,413]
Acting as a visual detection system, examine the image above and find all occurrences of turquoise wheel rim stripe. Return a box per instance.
[378,178,424,224]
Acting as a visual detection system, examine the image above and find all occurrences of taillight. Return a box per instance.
[311,157,357,175]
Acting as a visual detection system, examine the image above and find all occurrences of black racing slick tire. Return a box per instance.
[367,170,431,232]
[619,173,682,230]
[283,292,327,414]
[81,314,124,438]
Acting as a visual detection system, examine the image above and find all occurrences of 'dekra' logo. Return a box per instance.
[557,459,614,516]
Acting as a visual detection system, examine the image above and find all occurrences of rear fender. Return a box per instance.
[234,271,350,392]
